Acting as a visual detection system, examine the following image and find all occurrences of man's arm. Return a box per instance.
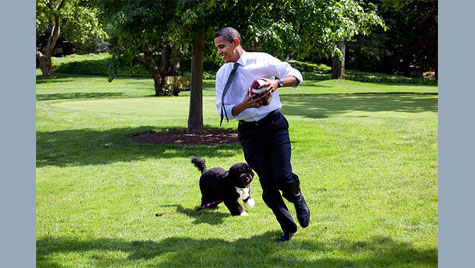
[258,76,300,101]
[269,75,299,93]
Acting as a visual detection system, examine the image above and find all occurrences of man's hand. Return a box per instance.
[231,87,263,116]
[259,78,278,101]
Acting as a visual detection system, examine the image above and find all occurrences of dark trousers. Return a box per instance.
[238,110,299,233]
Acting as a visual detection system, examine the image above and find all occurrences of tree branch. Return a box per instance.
[45,16,61,58]
[56,0,66,10]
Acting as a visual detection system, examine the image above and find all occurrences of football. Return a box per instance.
[250,79,272,105]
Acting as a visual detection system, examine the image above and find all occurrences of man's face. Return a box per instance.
[214,36,239,63]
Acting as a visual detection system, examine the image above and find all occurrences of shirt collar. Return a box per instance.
[236,50,248,67]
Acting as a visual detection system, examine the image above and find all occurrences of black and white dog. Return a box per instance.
[191,157,255,216]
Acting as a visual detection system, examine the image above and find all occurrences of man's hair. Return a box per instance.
[215,27,242,44]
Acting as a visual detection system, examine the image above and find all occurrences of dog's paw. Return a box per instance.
[240,211,249,216]
[244,198,255,209]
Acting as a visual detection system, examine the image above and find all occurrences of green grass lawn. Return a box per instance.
[36,71,438,267]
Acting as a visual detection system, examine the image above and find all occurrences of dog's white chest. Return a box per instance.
[236,187,250,201]
[235,186,254,209]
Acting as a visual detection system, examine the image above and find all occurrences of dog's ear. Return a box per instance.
[240,163,254,178]
[229,164,244,185]
[228,165,239,180]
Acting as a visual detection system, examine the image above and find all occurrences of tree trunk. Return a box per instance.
[170,44,183,76]
[160,43,171,75]
[135,45,165,96]
[331,40,346,80]
[36,51,55,77]
[160,42,182,76]
[188,30,205,134]
[37,21,61,78]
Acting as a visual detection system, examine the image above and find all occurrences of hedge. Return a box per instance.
[50,53,437,86]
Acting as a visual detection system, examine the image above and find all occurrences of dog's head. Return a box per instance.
[228,163,254,188]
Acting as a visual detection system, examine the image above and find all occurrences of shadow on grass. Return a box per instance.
[280,93,438,119]
[36,233,437,267]
[157,204,230,225]
[36,126,242,167]
[36,75,74,84]
[36,73,101,84]
[37,92,125,101]
[36,72,151,84]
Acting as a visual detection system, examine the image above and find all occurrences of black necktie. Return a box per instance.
[220,63,239,126]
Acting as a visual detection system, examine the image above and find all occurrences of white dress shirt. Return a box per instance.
[215,51,303,122]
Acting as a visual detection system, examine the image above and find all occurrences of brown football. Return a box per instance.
[250,79,272,105]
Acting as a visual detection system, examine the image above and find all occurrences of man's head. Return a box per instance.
[214,27,243,63]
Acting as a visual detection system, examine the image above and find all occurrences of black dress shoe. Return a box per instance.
[278,231,294,242]
[294,193,310,228]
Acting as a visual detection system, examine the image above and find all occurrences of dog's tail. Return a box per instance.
[191,157,207,173]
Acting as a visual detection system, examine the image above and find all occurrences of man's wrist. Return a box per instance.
[232,104,244,117]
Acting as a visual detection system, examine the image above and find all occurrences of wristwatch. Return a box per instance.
[277,78,284,88]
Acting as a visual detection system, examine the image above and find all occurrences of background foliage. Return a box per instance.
[37,0,437,76]
[36,0,107,54]
[51,53,437,85]
[347,0,438,75]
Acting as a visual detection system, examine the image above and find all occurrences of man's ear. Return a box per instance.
[234,38,240,47]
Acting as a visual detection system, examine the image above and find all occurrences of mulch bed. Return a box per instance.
[130,129,239,146]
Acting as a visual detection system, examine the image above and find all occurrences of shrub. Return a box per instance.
[52,53,150,77]
[290,60,332,73]
[345,70,438,86]
[52,53,221,79]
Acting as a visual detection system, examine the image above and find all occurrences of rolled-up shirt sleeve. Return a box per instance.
[267,54,303,87]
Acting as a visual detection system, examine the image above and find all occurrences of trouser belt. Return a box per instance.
[239,110,278,127]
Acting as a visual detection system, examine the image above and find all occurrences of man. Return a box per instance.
[214,27,310,242]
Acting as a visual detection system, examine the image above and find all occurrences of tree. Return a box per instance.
[298,0,385,80]
[96,0,181,96]
[36,0,106,77]
[332,40,346,79]
[94,0,210,130]
[234,0,385,80]
[346,0,437,77]
[174,1,232,134]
